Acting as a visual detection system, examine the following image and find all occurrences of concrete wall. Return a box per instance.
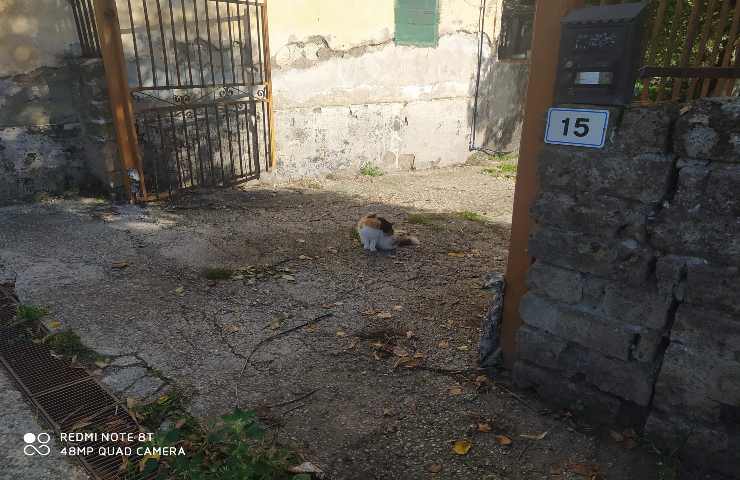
[267,0,528,176]
[513,97,740,478]
[0,1,120,204]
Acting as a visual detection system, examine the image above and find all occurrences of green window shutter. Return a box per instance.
[395,0,439,47]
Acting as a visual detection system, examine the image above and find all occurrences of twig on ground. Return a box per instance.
[240,313,334,375]
[265,388,321,409]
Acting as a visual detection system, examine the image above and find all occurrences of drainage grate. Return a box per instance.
[0,285,157,480]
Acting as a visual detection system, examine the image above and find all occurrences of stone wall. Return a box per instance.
[513,97,740,477]
[0,58,121,204]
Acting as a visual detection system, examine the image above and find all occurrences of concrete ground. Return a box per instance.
[0,163,711,480]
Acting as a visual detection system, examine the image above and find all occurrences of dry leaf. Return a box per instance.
[335,330,347,337]
[174,286,184,295]
[448,252,466,257]
[438,340,449,349]
[392,346,409,357]
[94,359,109,368]
[296,239,306,244]
[175,418,187,429]
[126,397,137,409]
[609,430,624,442]
[376,312,392,319]
[520,431,548,441]
[494,435,512,446]
[112,261,129,269]
[428,463,443,473]
[566,463,600,477]
[288,462,323,474]
[281,274,295,281]
[406,330,414,339]
[223,325,240,334]
[413,352,425,359]
[473,375,489,387]
[269,318,282,330]
[392,305,403,311]
[48,320,62,329]
[452,439,472,455]
[298,255,311,260]
[457,345,470,351]
[477,423,492,433]
[448,386,464,396]
[382,407,393,417]
[304,323,318,333]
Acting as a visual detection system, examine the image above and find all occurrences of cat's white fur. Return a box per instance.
[358,226,398,251]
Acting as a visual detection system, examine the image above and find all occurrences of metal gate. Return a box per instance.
[117,0,273,198]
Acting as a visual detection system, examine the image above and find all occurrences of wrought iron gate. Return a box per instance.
[118,0,273,198]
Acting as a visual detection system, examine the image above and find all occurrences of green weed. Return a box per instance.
[43,331,103,362]
[482,162,518,178]
[204,267,234,281]
[407,213,435,225]
[458,211,486,223]
[17,305,48,322]
[359,163,384,177]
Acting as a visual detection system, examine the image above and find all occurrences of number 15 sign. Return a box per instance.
[544,108,609,149]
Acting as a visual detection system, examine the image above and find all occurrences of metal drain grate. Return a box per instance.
[0,285,156,480]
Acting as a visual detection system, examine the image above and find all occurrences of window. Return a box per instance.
[498,0,535,61]
[395,0,440,48]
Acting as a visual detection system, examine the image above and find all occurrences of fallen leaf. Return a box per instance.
[428,463,443,473]
[494,435,512,446]
[473,375,489,387]
[336,330,347,337]
[298,255,311,260]
[382,407,393,417]
[296,239,306,244]
[457,345,470,351]
[281,274,295,281]
[48,320,62,329]
[448,251,466,257]
[392,305,403,311]
[609,430,624,442]
[520,431,548,440]
[223,324,240,334]
[111,261,129,269]
[438,340,449,349]
[392,346,409,357]
[413,352,425,359]
[304,323,318,333]
[139,452,160,471]
[376,312,392,319]
[452,439,472,455]
[175,418,187,429]
[94,359,109,368]
[448,386,464,396]
[566,463,600,477]
[126,397,137,409]
[174,286,184,295]
[477,423,492,433]
[269,318,282,330]
[406,330,414,339]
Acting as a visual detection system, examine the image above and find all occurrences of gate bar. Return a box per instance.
[93,0,147,201]
[261,0,277,169]
[501,0,585,367]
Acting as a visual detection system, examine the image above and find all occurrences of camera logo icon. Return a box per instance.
[23,433,51,456]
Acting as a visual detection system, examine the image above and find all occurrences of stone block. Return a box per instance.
[526,261,583,304]
[650,207,740,267]
[538,145,676,205]
[517,326,657,405]
[600,283,672,332]
[661,255,740,315]
[398,153,415,170]
[672,162,740,218]
[531,191,652,240]
[529,227,655,286]
[519,293,637,361]
[645,411,740,479]
[608,104,679,155]
[651,305,740,424]
[674,97,740,163]
[513,360,622,423]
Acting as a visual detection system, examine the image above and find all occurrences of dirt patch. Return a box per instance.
[0,164,706,479]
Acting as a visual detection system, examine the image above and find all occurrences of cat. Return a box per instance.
[357,214,419,252]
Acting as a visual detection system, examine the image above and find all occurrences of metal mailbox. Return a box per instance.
[555,2,648,106]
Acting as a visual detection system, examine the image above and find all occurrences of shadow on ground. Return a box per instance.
[0,166,705,480]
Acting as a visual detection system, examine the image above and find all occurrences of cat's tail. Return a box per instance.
[396,235,419,247]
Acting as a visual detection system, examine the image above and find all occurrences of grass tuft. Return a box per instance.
[359,163,384,177]
[17,305,49,322]
[458,211,486,223]
[407,213,436,225]
[44,330,103,362]
[204,267,234,281]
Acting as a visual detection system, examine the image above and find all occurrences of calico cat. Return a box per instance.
[357,214,419,251]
